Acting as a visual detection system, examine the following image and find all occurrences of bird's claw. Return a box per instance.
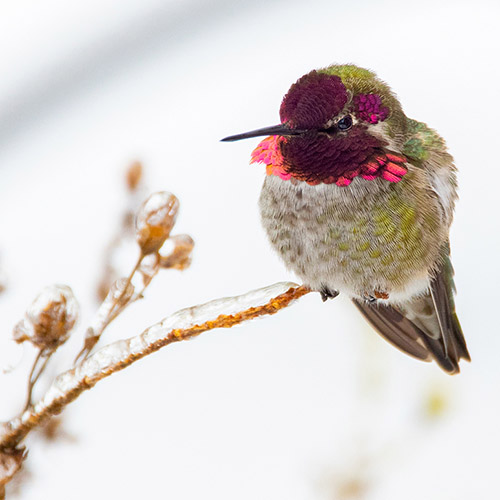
[320,287,339,302]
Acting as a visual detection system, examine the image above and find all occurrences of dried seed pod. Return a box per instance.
[125,161,143,192]
[136,192,179,255]
[159,234,195,270]
[0,448,26,489]
[13,285,79,354]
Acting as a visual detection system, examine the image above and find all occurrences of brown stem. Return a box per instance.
[75,253,146,363]
[1,284,310,454]
[23,350,44,412]
[30,355,51,389]
[99,252,144,331]
[104,264,159,325]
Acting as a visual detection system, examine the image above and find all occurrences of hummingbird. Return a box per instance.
[222,64,470,374]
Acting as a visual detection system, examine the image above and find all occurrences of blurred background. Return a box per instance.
[0,0,499,498]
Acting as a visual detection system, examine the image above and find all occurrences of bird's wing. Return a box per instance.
[352,243,470,374]
[352,299,433,361]
[428,241,470,365]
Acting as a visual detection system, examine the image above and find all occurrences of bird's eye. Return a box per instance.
[337,115,353,131]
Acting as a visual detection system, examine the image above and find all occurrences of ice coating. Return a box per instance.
[136,191,179,254]
[159,234,195,270]
[136,191,179,229]
[147,281,299,341]
[1,281,305,448]
[86,278,134,339]
[40,281,298,403]
[13,284,79,352]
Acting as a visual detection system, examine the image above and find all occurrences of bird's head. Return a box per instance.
[222,65,408,186]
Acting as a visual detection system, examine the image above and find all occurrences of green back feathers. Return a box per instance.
[402,118,448,163]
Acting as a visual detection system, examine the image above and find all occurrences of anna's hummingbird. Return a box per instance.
[222,65,470,374]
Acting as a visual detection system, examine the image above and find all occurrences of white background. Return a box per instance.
[0,0,499,498]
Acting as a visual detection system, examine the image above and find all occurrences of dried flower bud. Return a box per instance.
[136,192,179,255]
[125,161,143,192]
[13,285,79,354]
[159,234,194,270]
[0,448,26,488]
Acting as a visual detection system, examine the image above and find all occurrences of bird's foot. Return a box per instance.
[320,287,339,302]
[365,290,389,304]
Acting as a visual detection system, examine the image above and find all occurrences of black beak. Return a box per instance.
[221,124,307,142]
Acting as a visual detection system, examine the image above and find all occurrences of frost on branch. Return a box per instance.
[68,282,302,392]
[0,283,310,452]
[0,177,311,496]
[77,187,194,363]
[13,285,78,355]
[104,278,135,314]
[137,253,160,289]
[84,278,135,348]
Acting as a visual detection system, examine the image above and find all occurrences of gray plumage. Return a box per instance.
[226,64,470,373]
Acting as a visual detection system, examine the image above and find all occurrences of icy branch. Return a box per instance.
[0,282,310,451]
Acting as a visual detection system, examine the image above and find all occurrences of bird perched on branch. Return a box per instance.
[222,64,469,374]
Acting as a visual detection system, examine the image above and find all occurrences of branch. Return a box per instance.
[0,282,310,452]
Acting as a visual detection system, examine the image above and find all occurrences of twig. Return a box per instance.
[23,351,51,412]
[29,355,51,390]
[75,254,145,362]
[104,253,143,325]
[0,283,310,452]
[23,351,43,412]
[103,255,156,327]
